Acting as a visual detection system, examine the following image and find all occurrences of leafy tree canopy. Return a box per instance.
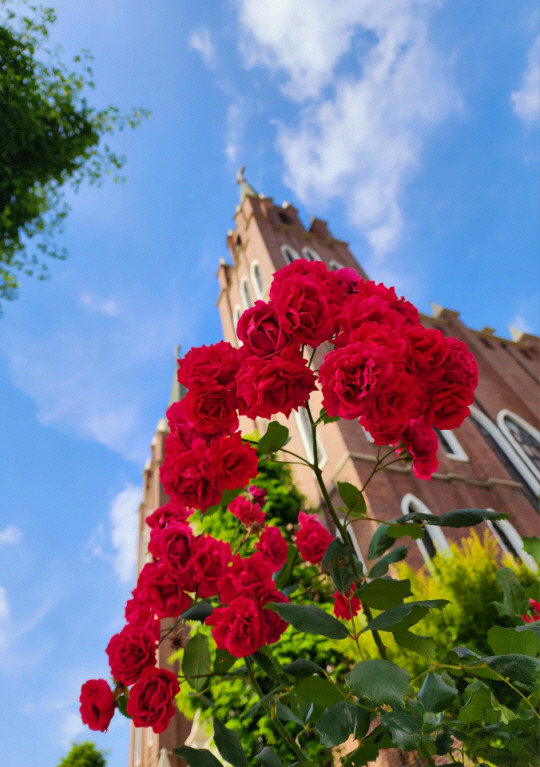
[0,1,149,310]
[56,741,107,767]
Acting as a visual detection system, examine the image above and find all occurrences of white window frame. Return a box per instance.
[486,513,538,572]
[294,407,327,469]
[470,406,540,497]
[497,409,540,482]
[240,277,253,310]
[302,246,322,262]
[281,244,300,265]
[401,494,450,566]
[362,426,375,444]
[233,304,243,347]
[436,429,468,462]
[250,260,265,299]
[134,727,142,767]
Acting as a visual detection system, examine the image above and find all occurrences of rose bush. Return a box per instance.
[80,261,539,766]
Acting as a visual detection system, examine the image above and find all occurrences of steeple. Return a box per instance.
[235,165,258,204]
[169,345,186,406]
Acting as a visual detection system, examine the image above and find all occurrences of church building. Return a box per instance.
[129,171,539,767]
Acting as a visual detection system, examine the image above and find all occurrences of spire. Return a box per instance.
[169,345,186,406]
[236,165,258,204]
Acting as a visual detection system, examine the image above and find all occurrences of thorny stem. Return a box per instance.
[245,656,309,763]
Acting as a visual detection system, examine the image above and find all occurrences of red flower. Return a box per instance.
[398,418,439,480]
[218,552,276,605]
[360,370,421,446]
[182,385,239,436]
[189,535,233,599]
[136,561,192,616]
[522,598,540,623]
[176,341,240,390]
[160,437,223,512]
[105,625,156,686]
[228,496,266,526]
[256,525,288,571]
[333,584,361,620]
[404,326,449,383]
[148,522,195,576]
[145,500,191,530]
[127,666,180,733]
[237,348,316,419]
[206,596,266,657]
[237,300,295,357]
[124,596,160,640]
[79,679,115,732]
[248,485,267,504]
[295,512,333,564]
[270,265,335,347]
[214,432,259,492]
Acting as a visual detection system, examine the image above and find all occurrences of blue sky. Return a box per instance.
[0,1,538,765]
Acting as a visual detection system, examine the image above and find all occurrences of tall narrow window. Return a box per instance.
[251,261,265,299]
[435,429,468,461]
[302,246,322,261]
[295,406,327,468]
[240,277,253,309]
[497,409,540,479]
[233,305,243,346]
[401,494,449,565]
[281,244,300,264]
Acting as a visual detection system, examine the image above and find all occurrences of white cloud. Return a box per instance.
[109,484,141,583]
[511,35,540,124]
[59,711,86,748]
[237,0,461,256]
[0,525,22,547]
[225,101,245,165]
[80,291,121,317]
[189,26,216,69]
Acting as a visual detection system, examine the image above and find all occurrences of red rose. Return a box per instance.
[397,418,439,480]
[255,526,288,571]
[127,666,180,734]
[237,348,316,419]
[295,512,333,564]
[124,596,160,640]
[237,300,295,357]
[228,496,265,526]
[166,400,211,452]
[333,584,361,620]
[190,535,233,599]
[443,337,479,389]
[148,522,195,576]
[319,342,394,419]
[248,485,267,504]
[360,370,421,445]
[160,437,223,512]
[427,381,474,430]
[136,561,192,616]
[218,552,276,605]
[214,432,259,492]
[270,267,335,347]
[405,326,448,383]
[145,500,191,530]
[106,624,156,685]
[206,596,266,657]
[522,598,540,623]
[176,341,240,390]
[79,679,115,732]
[182,385,239,436]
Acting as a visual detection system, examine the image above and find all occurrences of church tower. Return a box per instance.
[216,168,540,571]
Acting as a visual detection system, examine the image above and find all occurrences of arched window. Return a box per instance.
[497,409,540,480]
[302,246,322,262]
[435,429,468,462]
[251,261,265,299]
[240,277,253,310]
[470,406,540,502]
[233,305,243,346]
[294,406,327,468]
[401,494,450,565]
[281,244,300,264]
[329,259,345,271]
[486,514,538,572]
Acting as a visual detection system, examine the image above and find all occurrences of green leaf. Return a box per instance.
[458,685,492,724]
[495,568,529,616]
[379,710,423,750]
[214,649,236,674]
[435,730,453,756]
[258,421,290,456]
[346,659,411,706]
[251,647,291,684]
[283,659,324,677]
[392,629,436,660]
[418,672,458,713]
[343,726,393,765]
[274,543,298,591]
[204,487,243,515]
[315,701,357,747]
[484,654,540,692]
[255,747,283,767]
[319,407,340,425]
[173,746,224,767]
[368,525,396,559]
[213,717,249,767]
[321,538,361,593]
[275,701,303,725]
[337,481,367,517]
[181,601,214,622]
[386,523,425,540]
[362,599,449,633]
[183,633,211,692]
[487,625,540,657]
[294,676,346,708]
[266,602,350,639]
[368,546,409,578]
[396,508,508,528]
[115,694,130,719]
[357,578,411,610]
[522,536,540,565]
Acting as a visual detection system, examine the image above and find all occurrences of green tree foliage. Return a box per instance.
[56,741,107,767]
[0,1,148,308]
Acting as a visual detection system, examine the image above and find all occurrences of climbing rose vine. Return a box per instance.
[81,261,539,767]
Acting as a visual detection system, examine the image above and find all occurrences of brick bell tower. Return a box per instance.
[216,167,540,573]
